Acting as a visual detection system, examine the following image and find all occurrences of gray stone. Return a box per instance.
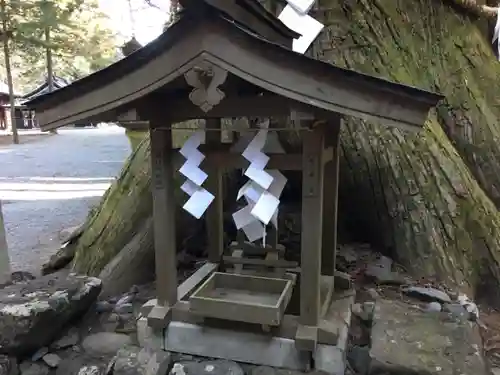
[19,362,49,375]
[42,353,61,368]
[365,288,379,300]
[315,346,346,375]
[114,303,134,315]
[352,303,373,322]
[171,360,244,375]
[82,333,133,356]
[402,286,451,303]
[55,352,109,375]
[347,346,370,375]
[334,271,352,291]
[115,293,135,307]
[31,347,48,362]
[95,301,114,313]
[442,303,468,321]
[0,355,17,375]
[0,272,101,356]
[424,302,442,312]
[51,328,79,350]
[10,272,35,284]
[76,366,101,375]
[367,299,487,375]
[491,368,500,375]
[113,345,171,375]
[250,366,328,375]
[364,265,404,285]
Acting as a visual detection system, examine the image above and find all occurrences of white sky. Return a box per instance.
[98,0,170,45]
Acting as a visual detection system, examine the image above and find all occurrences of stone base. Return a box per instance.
[165,321,310,371]
[137,291,355,374]
[138,318,349,374]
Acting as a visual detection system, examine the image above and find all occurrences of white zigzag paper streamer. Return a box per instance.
[233,129,287,242]
[493,8,500,60]
[279,0,324,54]
[178,130,214,219]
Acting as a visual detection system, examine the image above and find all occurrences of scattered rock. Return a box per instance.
[0,355,17,375]
[115,292,136,307]
[95,301,114,313]
[10,271,35,284]
[402,286,451,304]
[19,362,49,375]
[42,353,61,368]
[112,345,171,375]
[457,294,479,321]
[352,302,375,322]
[55,352,109,375]
[250,366,320,375]
[333,271,352,291]
[31,347,49,362]
[82,332,133,356]
[51,328,79,350]
[76,366,101,375]
[114,303,134,315]
[364,266,405,285]
[363,299,486,375]
[363,256,406,286]
[0,272,102,356]
[424,302,442,312]
[347,346,370,375]
[442,303,468,321]
[365,288,379,300]
[171,360,244,375]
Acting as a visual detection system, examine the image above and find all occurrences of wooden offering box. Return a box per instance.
[189,272,294,326]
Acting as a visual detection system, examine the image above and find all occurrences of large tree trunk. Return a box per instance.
[312,0,500,302]
[72,138,153,275]
[70,0,500,306]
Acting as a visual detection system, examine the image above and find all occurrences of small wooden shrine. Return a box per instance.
[25,0,443,371]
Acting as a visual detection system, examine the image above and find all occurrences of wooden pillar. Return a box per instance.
[148,127,177,328]
[321,117,341,277]
[299,125,325,327]
[205,119,224,262]
[0,200,11,284]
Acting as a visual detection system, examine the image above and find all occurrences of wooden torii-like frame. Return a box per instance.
[25,0,443,371]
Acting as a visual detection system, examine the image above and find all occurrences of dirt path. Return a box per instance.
[0,126,130,274]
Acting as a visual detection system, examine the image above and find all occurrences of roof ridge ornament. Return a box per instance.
[278,0,324,54]
[184,61,228,113]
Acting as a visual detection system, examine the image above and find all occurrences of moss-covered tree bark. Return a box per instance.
[311,0,500,302]
[70,0,500,305]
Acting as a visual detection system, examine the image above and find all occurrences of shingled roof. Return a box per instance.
[25,0,443,131]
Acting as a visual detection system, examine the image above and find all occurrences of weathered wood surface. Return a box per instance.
[70,0,500,312]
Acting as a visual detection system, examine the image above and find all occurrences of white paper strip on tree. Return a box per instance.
[178,130,214,219]
[278,4,324,54]
[493,8,500,60]
[233,129,288,242]
[286,0,315,15]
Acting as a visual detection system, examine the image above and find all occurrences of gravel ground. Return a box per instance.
[0,126,130,274]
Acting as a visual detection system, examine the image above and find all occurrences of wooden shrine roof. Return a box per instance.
[22,75,70,101]
[25,0,443,132]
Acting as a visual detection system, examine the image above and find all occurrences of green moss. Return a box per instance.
[317,0,500,298]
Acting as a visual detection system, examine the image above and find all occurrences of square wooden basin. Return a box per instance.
[189,272,294,326]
